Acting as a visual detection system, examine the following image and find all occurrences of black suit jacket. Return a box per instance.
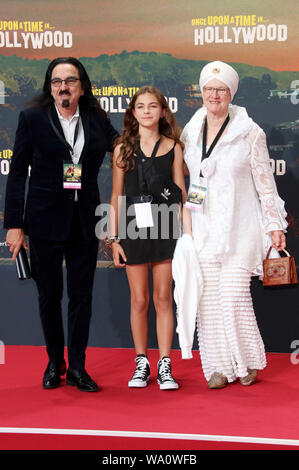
[4,103,118,241]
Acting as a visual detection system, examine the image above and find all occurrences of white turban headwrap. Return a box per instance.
[199,61,239,100]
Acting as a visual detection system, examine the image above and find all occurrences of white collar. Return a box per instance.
[54,103,80,121]
[185,105,254,146]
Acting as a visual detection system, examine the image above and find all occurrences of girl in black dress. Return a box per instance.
[108,86,188,390]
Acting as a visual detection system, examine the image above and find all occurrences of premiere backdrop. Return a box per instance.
[0,0,298,353]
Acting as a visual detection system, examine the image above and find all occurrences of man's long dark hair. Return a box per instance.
[27,57,107,117]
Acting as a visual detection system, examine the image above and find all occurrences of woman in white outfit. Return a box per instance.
[180,61,287,389]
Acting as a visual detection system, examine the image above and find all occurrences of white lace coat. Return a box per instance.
[181,104,288,276]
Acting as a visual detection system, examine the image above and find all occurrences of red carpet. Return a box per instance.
[0,346,299,450]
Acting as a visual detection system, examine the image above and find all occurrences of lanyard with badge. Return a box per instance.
[132,138,161,229]
[48,109,82,190]
[186,114,230,210]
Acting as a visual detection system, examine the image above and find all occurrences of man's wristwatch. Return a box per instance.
[105,235,121,246]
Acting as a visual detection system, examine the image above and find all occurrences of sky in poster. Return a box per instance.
[1,0,298,71]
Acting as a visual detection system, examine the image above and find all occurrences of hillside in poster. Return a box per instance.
[0,51,298,264]
[1,0,299,265]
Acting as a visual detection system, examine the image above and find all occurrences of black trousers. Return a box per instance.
[29,205,98,370]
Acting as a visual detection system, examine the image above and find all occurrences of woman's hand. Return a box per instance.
[6,228,28,260]
[271,230,286,251]
[111,242,127,268]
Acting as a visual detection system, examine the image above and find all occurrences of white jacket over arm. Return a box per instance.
[172,234,202,359]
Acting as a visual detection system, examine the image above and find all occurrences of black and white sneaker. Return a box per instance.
[128,355,150,388]
[157,357,179,390]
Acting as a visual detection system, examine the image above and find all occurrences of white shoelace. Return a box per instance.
[158,358,174,382]
[132,357,149,380]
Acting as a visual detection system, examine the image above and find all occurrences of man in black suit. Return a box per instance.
[4,57,118,392]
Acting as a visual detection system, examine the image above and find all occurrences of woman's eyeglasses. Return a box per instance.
[203,87,229,96]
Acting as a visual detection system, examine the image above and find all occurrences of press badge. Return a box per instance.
[63,163,82,189]
[185,178,207,210]
[134,196,154,229]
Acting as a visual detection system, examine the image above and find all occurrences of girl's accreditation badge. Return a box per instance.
[63,163,82,189]
[185,177,207,210]
[133,195,154,229]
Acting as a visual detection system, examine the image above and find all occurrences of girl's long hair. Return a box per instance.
[115,85,184,171]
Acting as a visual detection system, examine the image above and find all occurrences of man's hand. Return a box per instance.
[6,228,27,260]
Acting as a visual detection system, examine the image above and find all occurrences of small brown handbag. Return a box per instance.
[263,247,298,287]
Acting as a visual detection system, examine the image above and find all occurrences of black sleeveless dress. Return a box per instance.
[120,143,180,265]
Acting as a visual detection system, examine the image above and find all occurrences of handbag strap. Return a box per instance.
[136,138,161,195]
[137,138,161,159]
[266,246,290,259]
[137,159,148,195]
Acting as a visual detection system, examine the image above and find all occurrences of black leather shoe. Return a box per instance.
[66,368,99,392]
[43,360,67,389]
